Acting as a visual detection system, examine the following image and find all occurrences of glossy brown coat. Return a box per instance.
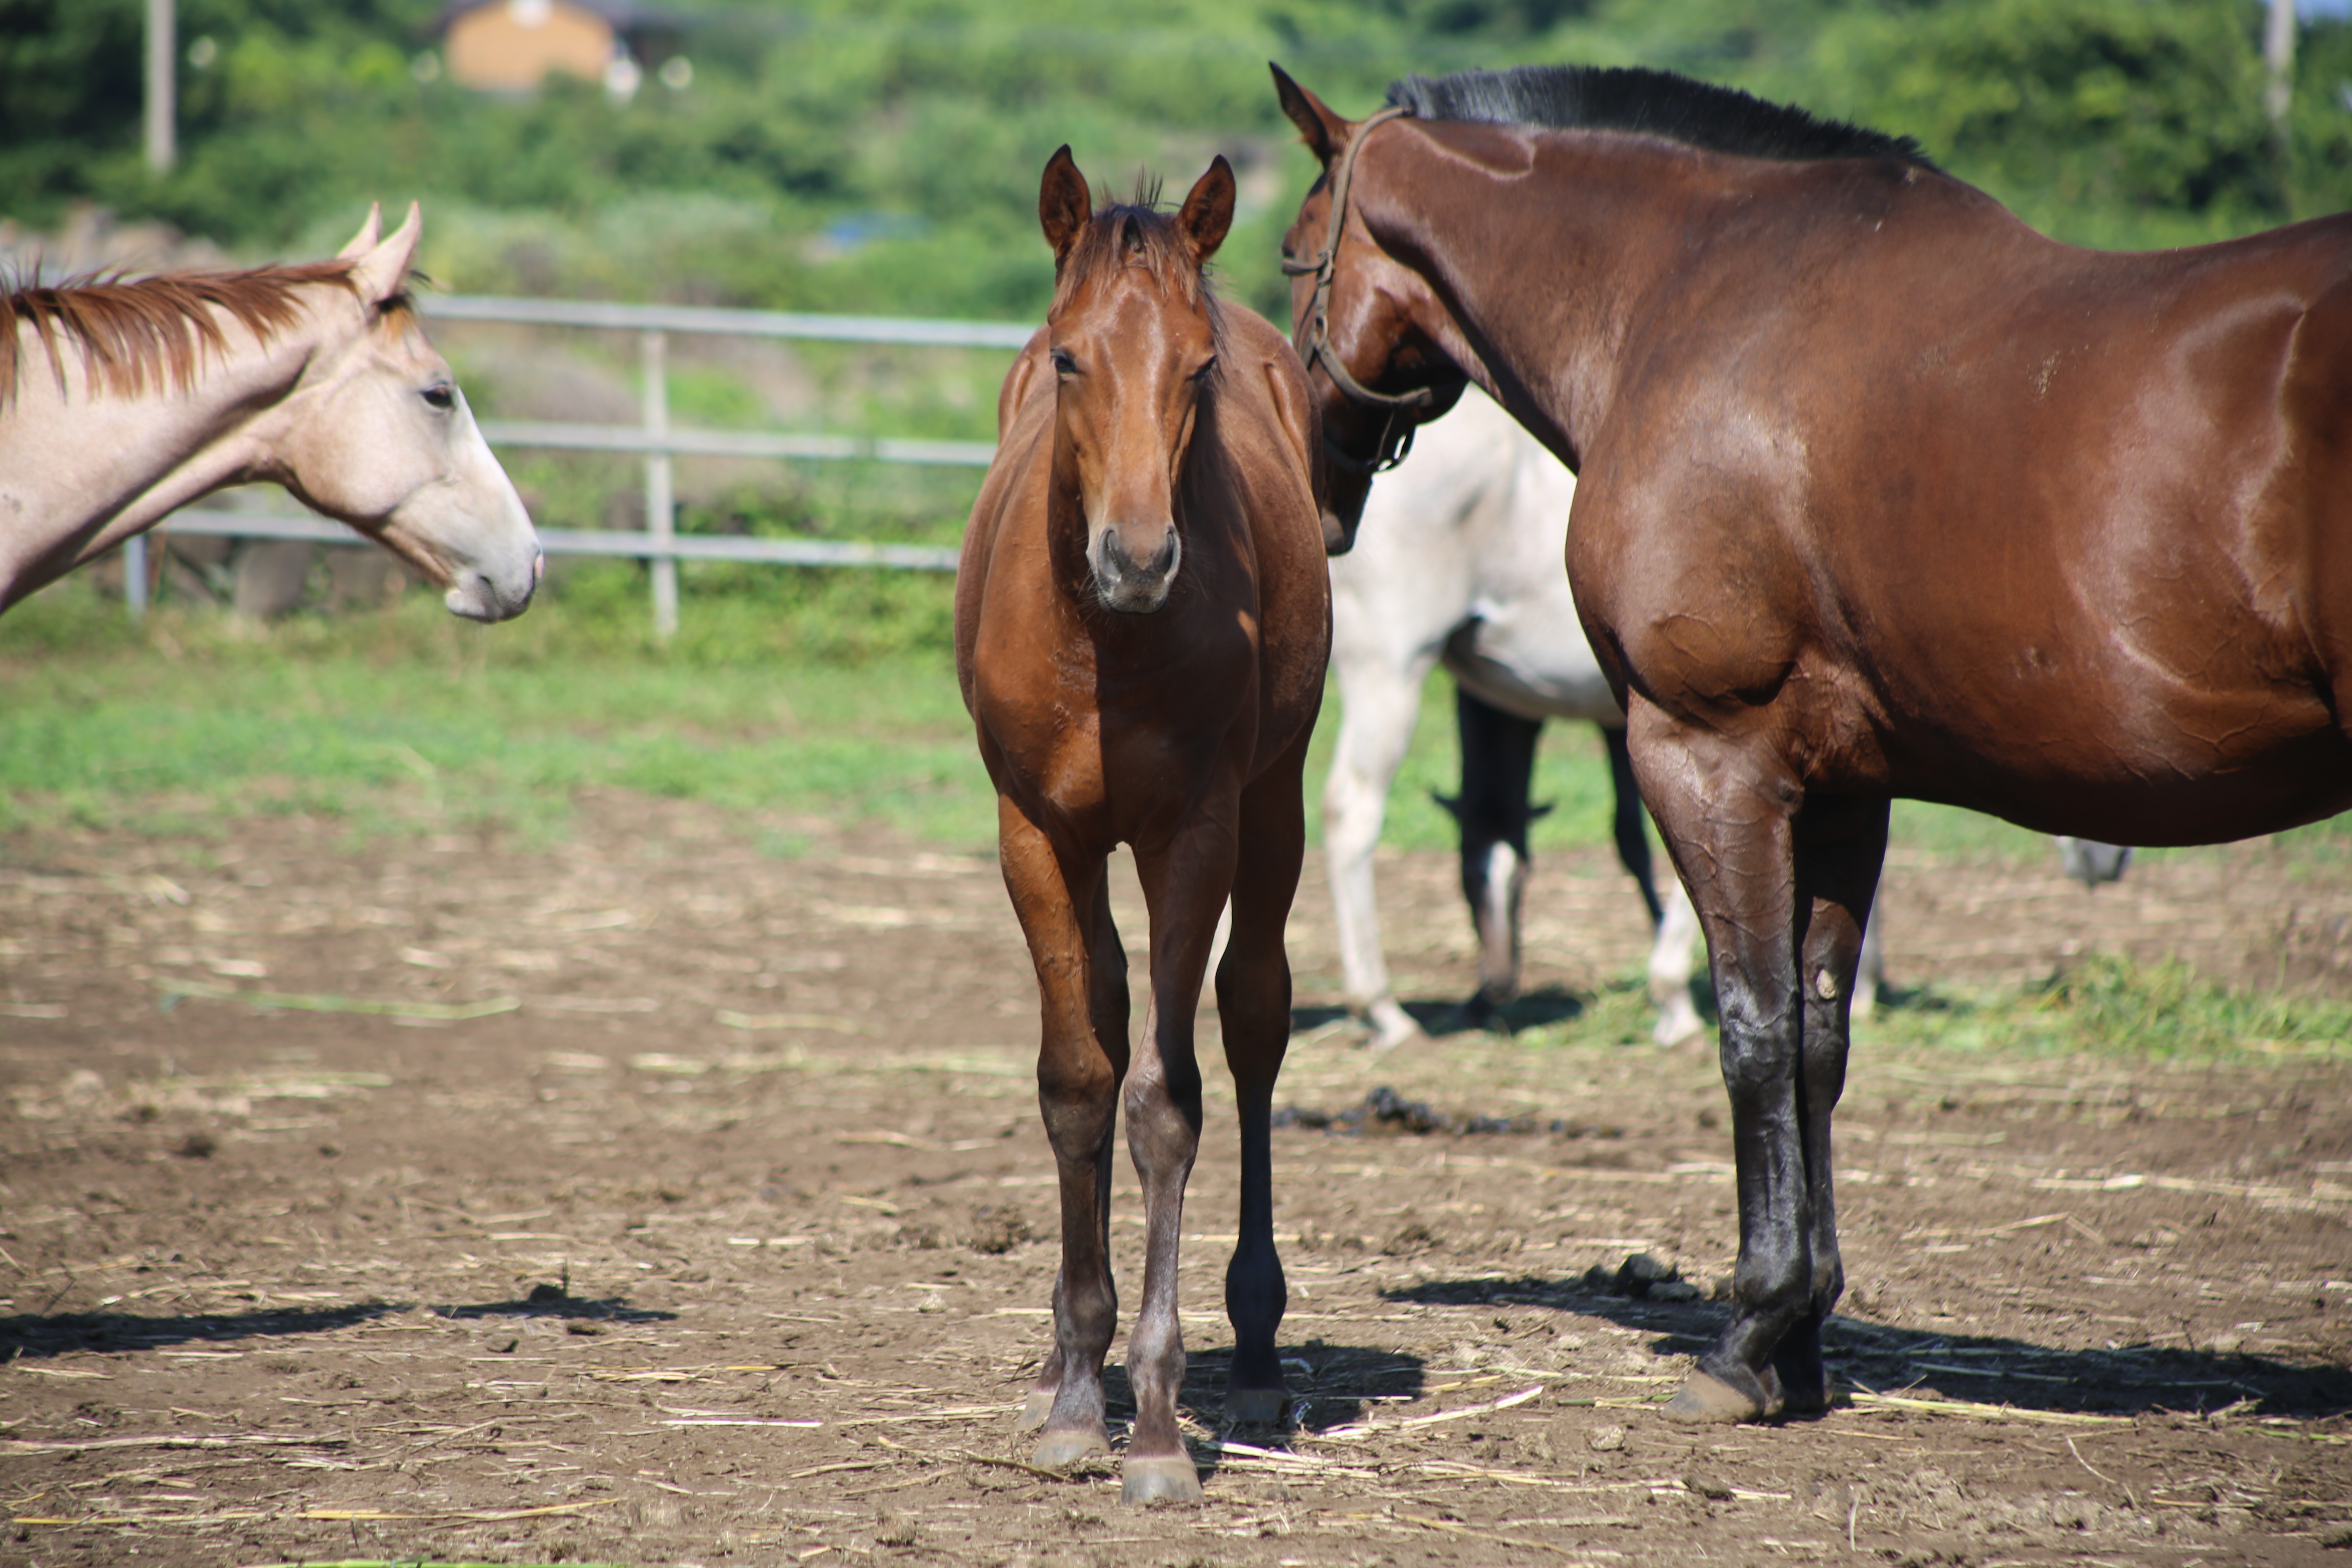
[1273,64,2352,1426]
[956,150,1329,1501]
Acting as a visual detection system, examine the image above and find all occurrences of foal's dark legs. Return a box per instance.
[998,798,1131,1463]
[1218,731,1312,1428]
[1445,686,1542,1026]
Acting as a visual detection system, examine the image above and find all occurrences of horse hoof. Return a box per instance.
[1662,1370,1766,1424]
[1031,1426,1111,1468]
[1651,998,1703,1048]
[1121,1454,1205,1507]
[1225,1386,1290,1428]
[1364,998,1427,1053]
[1014,1389,1055,1433]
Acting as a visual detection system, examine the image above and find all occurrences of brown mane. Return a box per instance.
[1051,195,1223,343]
[0,259,373,406]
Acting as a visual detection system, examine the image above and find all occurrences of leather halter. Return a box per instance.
[1283,105,1434,476]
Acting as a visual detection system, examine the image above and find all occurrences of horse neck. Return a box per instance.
[1364,125,1701,469]
[0,293,333,607]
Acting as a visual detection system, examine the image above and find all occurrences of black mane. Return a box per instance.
[1384,65,1933,169]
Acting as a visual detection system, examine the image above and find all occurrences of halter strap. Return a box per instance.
[1283,105,1434,433]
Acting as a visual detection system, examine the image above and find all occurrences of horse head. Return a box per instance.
[272,205,541,623]
[1038,148,1234,615]
[1272,65,1469,552]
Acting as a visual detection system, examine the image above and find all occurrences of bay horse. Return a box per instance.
[1,204,539,622]
[1325,384,1702,1049]
[1271,61,2352,1426]
[956,148,1328,1503]
[1327,387,2134,1048]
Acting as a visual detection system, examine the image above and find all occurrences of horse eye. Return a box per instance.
[1192,358,1218,383]
[422,385,455,411]
[1050,349,1078,376]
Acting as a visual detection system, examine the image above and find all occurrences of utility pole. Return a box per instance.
[2267,0,2296,214]
[145,0,175,174]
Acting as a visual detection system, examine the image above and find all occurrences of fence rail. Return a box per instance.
[135,294,1019,631]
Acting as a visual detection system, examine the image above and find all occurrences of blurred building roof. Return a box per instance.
[432,0,690,94]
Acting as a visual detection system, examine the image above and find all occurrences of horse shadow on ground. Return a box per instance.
[1093,1342,1427,1479]
[0,1301,405,1361]
[1385,1274,2352,1421]
[0,1289,675,1363]
[1294,981,1715,1043]
[430,1285,675,1325]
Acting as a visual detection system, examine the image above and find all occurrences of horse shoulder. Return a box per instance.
[956,368,1060,716]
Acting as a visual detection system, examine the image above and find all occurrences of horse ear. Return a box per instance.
[337,203,384,261]
[1039,146,1092,267]
[351,201,423,304]
[1177,156,1236,266]
[1272,62,1348,168]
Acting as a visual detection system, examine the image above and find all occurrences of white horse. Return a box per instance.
[1324,389,2133,1051]
[0,205,539,621]
[1325,388,1705,1050]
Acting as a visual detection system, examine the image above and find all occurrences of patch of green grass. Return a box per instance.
[1863,955,2352,1062]
[0,579,994,851]
[6,572,2348,881]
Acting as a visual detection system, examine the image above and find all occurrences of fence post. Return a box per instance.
[124,533,149,623]
[641,328,678,640]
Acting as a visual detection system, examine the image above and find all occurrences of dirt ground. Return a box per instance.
[2,797,2348,1567]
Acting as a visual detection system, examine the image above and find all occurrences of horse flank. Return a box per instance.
[0,261,381,407]
[1384,64,1933,169]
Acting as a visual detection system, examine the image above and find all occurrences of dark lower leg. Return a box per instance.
[1448,687,1542,1021]
[1604,724,1665,926]
[1218,751,1307,1424]
[1771,800,1885,1413]
[1621,705,1814,1424]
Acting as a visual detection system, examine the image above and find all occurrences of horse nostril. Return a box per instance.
[1146,532,1177,576]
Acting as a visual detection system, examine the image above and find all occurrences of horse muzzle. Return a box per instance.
[1090,521,1181,615]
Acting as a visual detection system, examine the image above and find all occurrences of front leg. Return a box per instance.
[1118,812,1239,1505]
[1770,797,1886,1413]
[997,797,1128,1466]
[1219,726,1314,1428]
[1623,699,1815,1424]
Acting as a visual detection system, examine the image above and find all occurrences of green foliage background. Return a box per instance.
[4,0,2343,325]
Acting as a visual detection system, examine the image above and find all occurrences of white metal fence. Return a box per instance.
[129,294,1035,634]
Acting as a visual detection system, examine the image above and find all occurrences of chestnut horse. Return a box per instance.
[1272,62,2352,1426]
[1,204,539,622]
[956,149,1328,1502]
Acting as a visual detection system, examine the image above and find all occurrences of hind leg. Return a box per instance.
[1219,728,1312,1430]
[1449,685,1541,1028]
[998,798,1129,1465]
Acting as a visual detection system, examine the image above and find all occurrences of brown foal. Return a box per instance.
[1271,63,2352,1428]
[956,148,1329,1503]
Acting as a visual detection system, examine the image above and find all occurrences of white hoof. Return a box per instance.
[1364,996,1429,1053]
[1652,993,1704,1048]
